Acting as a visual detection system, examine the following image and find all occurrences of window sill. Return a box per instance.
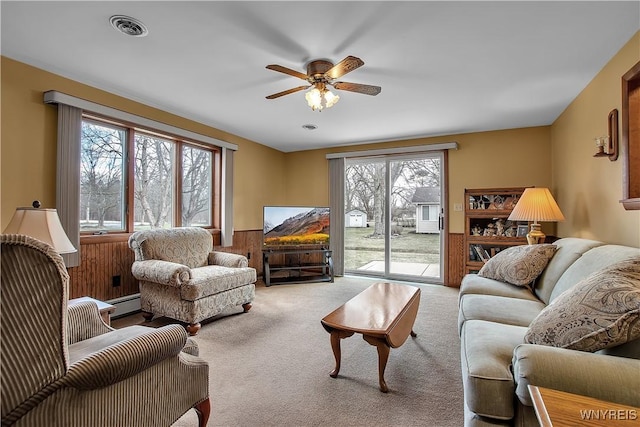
[80,233,131,244]
[79,228,221,245]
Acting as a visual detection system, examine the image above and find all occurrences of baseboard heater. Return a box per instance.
[107,293,141,319]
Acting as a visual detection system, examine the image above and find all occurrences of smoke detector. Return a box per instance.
[110,15,149,37]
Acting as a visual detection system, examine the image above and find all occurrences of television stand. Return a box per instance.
[263,247,334,286]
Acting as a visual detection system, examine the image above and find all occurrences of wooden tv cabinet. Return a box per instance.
[262,247,334,286]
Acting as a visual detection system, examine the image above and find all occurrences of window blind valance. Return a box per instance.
[326,142,458,159]
[43,90,238,151]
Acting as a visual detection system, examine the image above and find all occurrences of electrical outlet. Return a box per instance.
[454,203,463,211]
[112,275,121,287]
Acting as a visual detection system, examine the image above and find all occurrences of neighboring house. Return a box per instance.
[412,187,441,234]
[345,209,367,227]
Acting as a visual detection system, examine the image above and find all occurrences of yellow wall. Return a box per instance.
[3,31,639,246]
[0,57,285,231]
[551,32,640,246]
[285,127,552,234]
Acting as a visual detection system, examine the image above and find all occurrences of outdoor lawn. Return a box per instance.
[344,226,441,270]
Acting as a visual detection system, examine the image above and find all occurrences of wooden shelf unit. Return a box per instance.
[262,247,334,286]
[464,187,528,275]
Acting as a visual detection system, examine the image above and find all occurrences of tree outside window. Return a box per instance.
[80,116,217,233]
[80,120,125,231]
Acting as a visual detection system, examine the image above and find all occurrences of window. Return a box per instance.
[80,119,126,232]
[133,132,175,230]
[80,115,219,233]
[181,145,212,226]
[421,205,438,221]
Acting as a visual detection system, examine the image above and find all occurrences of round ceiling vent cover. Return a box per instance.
[110,15,149,37]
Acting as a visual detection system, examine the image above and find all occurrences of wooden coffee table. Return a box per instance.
[321,282,421,392]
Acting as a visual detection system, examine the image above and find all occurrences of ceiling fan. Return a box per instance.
[265,56,381,111]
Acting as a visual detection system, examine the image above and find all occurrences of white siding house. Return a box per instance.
[412,187,441,234]
[345,209,367,227]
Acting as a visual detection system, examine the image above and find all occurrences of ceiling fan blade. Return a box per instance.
[325,56,364,79]
[266,64,310,81]
[266,85,310,99]
[332,81,381,96]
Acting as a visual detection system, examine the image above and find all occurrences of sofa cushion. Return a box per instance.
[478,244,557,288]
[549,245,640,302]
[533,238,604,304]
[181,266,257,301]
[129,227,213,268]
[458,294,546,334]
[461,320,528,420]
[524,258,640,352]
[459,274,541,302]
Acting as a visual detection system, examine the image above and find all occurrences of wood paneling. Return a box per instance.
[68,230,465,300]
[68,230,264,301]
[68,237,137,300]
[214,229,264,272]
[446,233,465,287]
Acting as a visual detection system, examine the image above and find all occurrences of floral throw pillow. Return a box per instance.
[524,258,640,352]
[478,244,558,288]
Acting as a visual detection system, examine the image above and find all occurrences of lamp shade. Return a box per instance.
[508,188,565,223]
[3,207,77,254]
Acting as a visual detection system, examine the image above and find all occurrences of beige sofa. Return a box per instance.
[458,237,640,426]
[129,227,257,335]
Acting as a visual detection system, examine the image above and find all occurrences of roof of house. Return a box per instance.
[411,187,441,204]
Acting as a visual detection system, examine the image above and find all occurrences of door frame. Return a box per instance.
[343,150,448,284]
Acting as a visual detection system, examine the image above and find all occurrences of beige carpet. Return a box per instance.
[113,276,464,427]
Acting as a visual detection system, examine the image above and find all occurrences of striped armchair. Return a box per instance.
[1,234,210,427]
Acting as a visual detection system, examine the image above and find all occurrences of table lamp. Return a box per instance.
[3,200,76,254]
[508,188,565,245]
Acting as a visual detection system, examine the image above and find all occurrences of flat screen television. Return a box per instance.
[263,206,330,247]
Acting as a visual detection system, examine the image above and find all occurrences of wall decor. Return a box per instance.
[621,61,640,210]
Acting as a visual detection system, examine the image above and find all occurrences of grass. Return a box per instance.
[344,226,441,270]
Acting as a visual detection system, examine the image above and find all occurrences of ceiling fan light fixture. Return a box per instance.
[266,55,377,110]
[324,90,340,108]
[305,85,339,112]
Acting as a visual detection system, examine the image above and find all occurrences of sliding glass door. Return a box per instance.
[344,153,444,283]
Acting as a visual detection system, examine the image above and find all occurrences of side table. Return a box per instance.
[68,296,116,326]
[528,385,639,427]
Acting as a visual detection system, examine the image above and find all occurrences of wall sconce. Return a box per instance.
[593,109,618,160]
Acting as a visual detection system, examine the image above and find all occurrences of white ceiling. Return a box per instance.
[2,1,638,152]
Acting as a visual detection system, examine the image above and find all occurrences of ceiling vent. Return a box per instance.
[109,15,148,37]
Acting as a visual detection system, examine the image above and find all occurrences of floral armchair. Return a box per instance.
[128,227,256,335]
[1,234,210,427]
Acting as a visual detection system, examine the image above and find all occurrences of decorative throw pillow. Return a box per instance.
[524,258,640,352]
[478,244,558,288]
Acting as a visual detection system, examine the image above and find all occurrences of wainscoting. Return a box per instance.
[447,233,465,287]
[67,230,465,310]
[67,230,265,302]
[68,238,137,301]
